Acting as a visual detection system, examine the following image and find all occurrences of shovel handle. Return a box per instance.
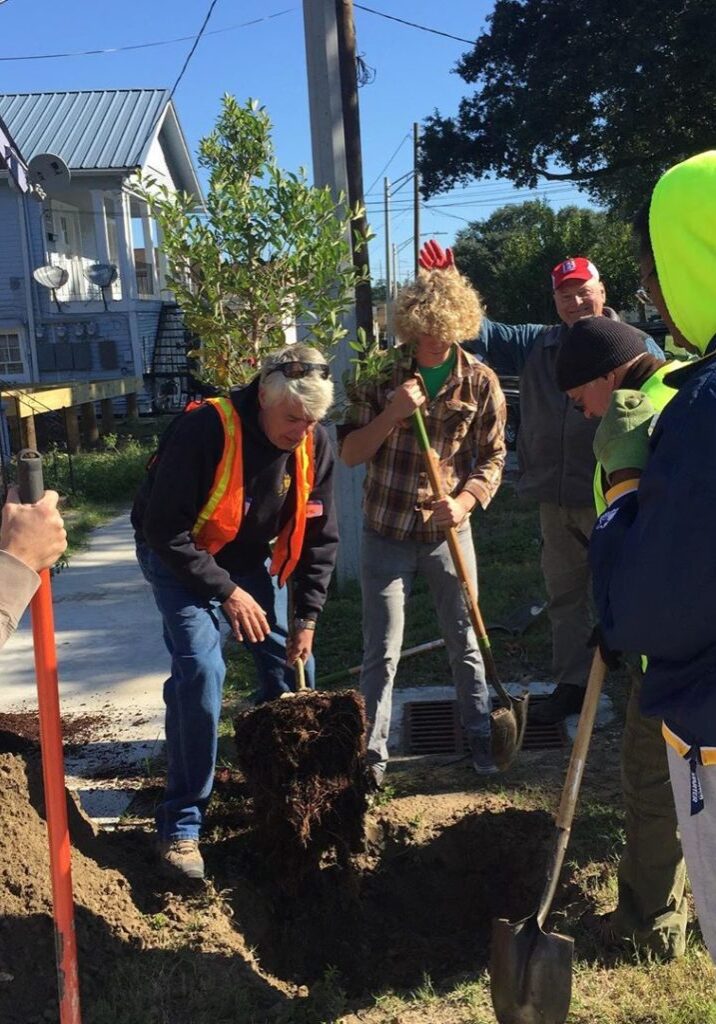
[17,450,82,1024]
[537,650,607,926]
[18,448,44,503]
[411,410,513,710]
[295,656,307,692]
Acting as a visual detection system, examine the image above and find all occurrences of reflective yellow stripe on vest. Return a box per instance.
[270,429,314,587]
[593,362,681,515]
[192,398,314,585]
[192,398,242,548]
[663,722,716,766]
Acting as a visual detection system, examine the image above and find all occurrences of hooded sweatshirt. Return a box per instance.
[590,151,716,769]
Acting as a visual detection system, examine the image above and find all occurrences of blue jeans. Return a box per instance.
[136,543,315,840]
[359,526,491,779]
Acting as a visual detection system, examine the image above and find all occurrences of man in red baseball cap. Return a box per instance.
[550,257,605,327]
[451,247,659,723]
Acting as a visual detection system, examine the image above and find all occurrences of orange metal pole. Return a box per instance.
[19,451,82,1024]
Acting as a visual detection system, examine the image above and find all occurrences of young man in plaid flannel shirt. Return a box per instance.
[339,248,506,782]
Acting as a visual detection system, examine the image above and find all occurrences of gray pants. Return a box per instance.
[667,744,716,963]
[539,503,596,689]
[359,526,490,778]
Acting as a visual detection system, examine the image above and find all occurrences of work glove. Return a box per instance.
[588,624,621,671]
[418,239,455,271]
[592,389,656,479]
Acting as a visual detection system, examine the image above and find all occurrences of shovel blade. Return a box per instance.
[491,694,529,771]
[490,914,574,1024]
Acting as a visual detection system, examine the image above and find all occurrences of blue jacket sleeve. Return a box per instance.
[590,380,716,662]
[462,317,546,375]
[644,334,663,358]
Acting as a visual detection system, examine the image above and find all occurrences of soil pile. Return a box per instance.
[233,690,371,881]
[0,740,287,1024]
[0,746,152,1022]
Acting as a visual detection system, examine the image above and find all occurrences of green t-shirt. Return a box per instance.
[418,348,456,400]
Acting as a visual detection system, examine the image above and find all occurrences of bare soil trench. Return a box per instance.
[0,714,621,1023]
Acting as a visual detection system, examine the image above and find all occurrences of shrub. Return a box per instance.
[44,438,154,504]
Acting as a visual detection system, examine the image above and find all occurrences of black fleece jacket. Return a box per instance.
[131,379,338,618]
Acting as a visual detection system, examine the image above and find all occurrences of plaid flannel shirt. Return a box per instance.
[338,345,506,542]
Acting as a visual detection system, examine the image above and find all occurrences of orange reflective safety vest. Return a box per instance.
[191,397,314,586]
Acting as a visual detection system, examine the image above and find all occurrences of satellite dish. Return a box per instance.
[33,265,68,290]
[28,152,71,194]
[33,264,69,312]
[83,263,118,289]
[83,262,118,310]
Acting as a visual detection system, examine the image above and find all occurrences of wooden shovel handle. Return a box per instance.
[295,656,307,692]
[287,578,307,693]
[411,411,513,710]
[555,650,607,831]
[537,650,607,925]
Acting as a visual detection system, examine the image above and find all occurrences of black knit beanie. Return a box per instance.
[556,316,648,391]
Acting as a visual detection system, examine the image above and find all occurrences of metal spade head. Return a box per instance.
[490,914,574,1024]
[490,693,529,771]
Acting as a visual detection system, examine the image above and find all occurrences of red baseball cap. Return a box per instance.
[551,256,599,291]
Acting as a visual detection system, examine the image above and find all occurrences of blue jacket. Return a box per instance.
[590,337,716,747]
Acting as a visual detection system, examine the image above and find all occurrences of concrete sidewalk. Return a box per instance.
[1,512,169,818]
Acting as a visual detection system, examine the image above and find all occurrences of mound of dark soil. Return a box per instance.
[233,690,371,880]
[0,741,289,1024]
[0,711,107,748]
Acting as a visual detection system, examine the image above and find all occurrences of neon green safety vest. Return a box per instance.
[593,361,682,515]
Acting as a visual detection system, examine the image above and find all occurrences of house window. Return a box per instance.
[0,331,26,376]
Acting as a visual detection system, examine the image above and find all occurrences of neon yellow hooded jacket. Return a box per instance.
[590,150,716,762]
[649,150,716,355]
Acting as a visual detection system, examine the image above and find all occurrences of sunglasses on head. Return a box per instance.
[266,360,330,380]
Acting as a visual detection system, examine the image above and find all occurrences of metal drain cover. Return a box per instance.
[403,694,567,756]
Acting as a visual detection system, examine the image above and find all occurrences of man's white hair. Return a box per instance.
[259,343,333,421]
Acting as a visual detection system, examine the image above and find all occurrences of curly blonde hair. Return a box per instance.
[394,268,483,347]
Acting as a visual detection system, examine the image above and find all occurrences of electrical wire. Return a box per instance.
[0,8,295,62]
[134,0,220,169]
[353,4,477,46]
[365,188,582,211]
[365,133,411,196]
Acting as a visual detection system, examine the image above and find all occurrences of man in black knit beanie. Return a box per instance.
[555,313,689,961]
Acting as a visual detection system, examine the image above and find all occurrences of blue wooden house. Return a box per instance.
[0,89,202,447]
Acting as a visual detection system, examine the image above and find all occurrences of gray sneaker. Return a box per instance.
[471,736,499,776]
[158,838,205,880]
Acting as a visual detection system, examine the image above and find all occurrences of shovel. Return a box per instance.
[280,580,308,698]
[17,450,82,1024]
[411,411,528,770]
[490,650,607,1024]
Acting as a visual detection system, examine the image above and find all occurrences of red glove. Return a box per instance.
[418,239,455,271]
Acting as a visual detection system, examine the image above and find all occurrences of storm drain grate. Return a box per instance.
[403,695,567,756]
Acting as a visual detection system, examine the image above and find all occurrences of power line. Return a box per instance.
[363,178,583,198]
[353,4,477,46]
[365,133,411,196]
[365,187,582,211]
[0,7,295,62]
[134,0,220,169]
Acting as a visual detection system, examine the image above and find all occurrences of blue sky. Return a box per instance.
[0,0,586,281]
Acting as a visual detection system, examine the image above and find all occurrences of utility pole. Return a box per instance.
[303,0,364,584]
[336,0,374,343]
[413,122,421,276]
[384,177,392,344]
